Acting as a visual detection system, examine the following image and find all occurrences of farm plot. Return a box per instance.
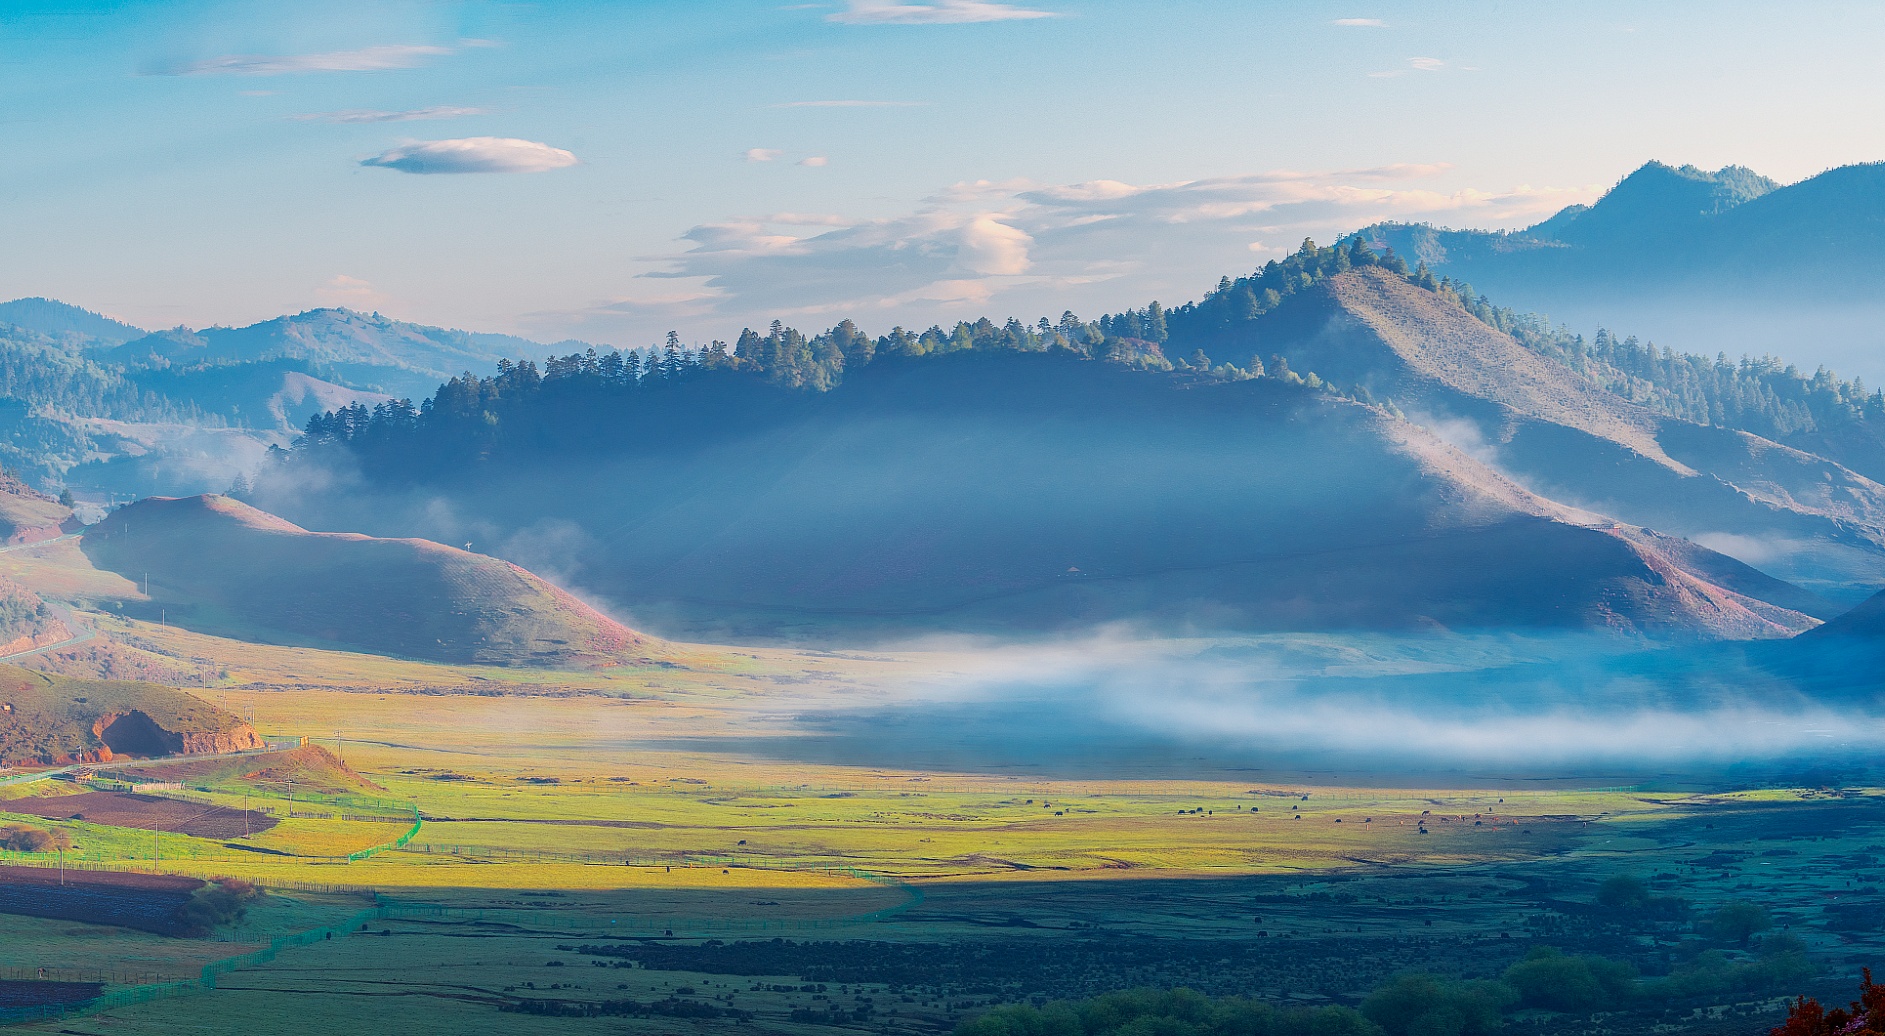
[6,792,275,839]
[0,866,203,936]
[0,980,102,1010]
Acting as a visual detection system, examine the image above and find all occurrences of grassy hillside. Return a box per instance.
[1243,268,1885,598]
[0,662,254,767]
[81,495,650,666]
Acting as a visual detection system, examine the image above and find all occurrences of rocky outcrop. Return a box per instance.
[88,711,264,763]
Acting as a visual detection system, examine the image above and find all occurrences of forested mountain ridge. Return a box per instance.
[259,340,1831,641]
[0,297,145,345]
[285,242,1885,590]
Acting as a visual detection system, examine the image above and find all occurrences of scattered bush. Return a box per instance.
[1643,939,1813,1002]
[1704,900,1773,946]
[1501,947,1637,1012]
[1360,974,1513,1036]
[958,988,1381,1036]
[0,823,70,852]
[1594,873,1690,921]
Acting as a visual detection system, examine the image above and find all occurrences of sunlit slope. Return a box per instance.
[1248,267,1885,595]
[0,662,258,766]
[0,472,73,545]
[81,495,650,666]
[273,353,1815,640]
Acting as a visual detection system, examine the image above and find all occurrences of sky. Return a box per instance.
[6,0,1885,348]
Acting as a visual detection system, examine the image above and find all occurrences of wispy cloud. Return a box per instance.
[829,0,1057,24]
[360,137,579,174]
[798,156,831,167]
[770,99,930,108]
[295,105,490,124]
[1332,17,1387,27]
[628,165,1600,329]
[1372,57,1449,77]
[317,274,389,309]
[745,148,784,163]
[150,44,450,76]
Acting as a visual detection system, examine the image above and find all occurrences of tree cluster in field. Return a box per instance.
[169,876,261,936]
[958,987,1378,1036]
[1772,970,1885,1036]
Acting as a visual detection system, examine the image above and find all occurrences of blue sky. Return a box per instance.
[6,0,1885,347]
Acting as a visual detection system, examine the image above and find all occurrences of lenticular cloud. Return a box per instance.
[360,137,579,174]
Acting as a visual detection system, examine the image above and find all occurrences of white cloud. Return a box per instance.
[953,216,1032,275]
[798,155,831,167]
[829,0,1057,24]
[628,166,1601,333]
[745,148,784,162]
[1332,17,1387,27]
[1372,57,1449,77]
[770,100,929,108]
[360,137,579,174]
[317,274,389,309]
[152,44,450,76]
[295,105,490,124]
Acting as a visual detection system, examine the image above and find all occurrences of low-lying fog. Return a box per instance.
[695,633,1882,787]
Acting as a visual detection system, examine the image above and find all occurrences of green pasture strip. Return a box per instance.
[345,813,422,861]
[0,859,922,1027]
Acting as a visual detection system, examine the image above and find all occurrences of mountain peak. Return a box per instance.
[1531,161,1779,246]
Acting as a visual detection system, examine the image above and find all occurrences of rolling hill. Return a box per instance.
[256,350,1822,642]
[0,663,260,767]
[1223,266,1885,598]
[80,495,650,666]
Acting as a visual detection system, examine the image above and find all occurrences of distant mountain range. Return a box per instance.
[0,298,604,497]
[104,307,559,400]
[1357,160,1885,380]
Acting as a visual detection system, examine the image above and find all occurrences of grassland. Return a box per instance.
[0,534,1877,1034]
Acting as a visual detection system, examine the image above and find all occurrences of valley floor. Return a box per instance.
[0,537,1875,1033]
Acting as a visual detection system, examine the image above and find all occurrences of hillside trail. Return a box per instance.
[0,740,293,788]
[0,602,96,663]
[0,533,76,555]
